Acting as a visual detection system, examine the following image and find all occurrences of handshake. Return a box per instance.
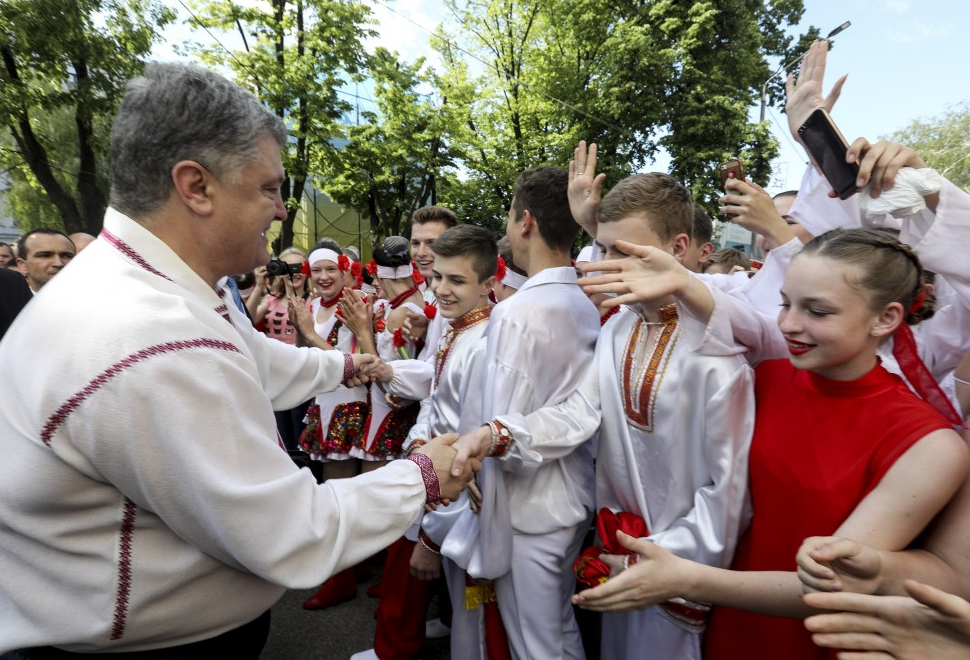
[411,432,483,503]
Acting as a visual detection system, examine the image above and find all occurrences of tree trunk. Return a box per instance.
[73,56,108,234]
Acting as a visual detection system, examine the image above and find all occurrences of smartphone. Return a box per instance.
[719,159,745,195]
[797,108,860,200]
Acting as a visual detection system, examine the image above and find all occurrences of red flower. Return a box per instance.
[351,261,362,277]
[392,327,406,348]
[366,259,378,276]
[596,508,648,555]
[573,547,610,588]
[375,318,386,332]
[300,261,311,277]
[424,303,437,320]
[338,254,350,272]
[411,261,424,286]
[495,255,507,281]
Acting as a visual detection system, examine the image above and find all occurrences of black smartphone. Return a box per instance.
[797,108,859,200]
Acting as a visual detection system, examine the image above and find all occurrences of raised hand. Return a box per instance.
[846,138,930,199]
[577,240,690,309]
[287,293,316,340]
[338,288,373,339]
[568,140,606,238]
[785,40,847,142]
[720,179,797,251]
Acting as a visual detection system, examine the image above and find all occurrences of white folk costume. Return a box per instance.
[0,209,433,653]
[354,283,424,460]
[498,304,754,660]
[442,267,600,660]
[407,306,494,660]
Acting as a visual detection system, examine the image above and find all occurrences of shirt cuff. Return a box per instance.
[406,453,441,504]
[341,353,355,384]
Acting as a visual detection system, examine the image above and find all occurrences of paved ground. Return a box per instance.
[262,560,450,660]
[261,553,602,660]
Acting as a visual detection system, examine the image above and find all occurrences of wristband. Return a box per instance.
[407,438,428,455]
[418,528,441,555]
[406,453,442,504]
[486,420,513,457]
[341,353,355,384]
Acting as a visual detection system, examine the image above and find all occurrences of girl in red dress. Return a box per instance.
[573,228,968,660]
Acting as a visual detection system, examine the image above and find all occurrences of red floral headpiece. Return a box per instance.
[365,259,378,277]
[337,254,350,272]
[495,256,507,281]
[351,261,363,287]
[300,261,311,277]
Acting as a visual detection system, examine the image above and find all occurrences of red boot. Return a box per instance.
[303,567,357,610]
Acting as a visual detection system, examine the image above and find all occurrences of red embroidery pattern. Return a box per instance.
[100,229,172,282]
[41,339,242,447]
[406,453,441,503]
[110,498,138,640]
[433,306,491,389]
[621,305,679,432]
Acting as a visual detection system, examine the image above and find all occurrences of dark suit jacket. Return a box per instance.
[0,267,32,341]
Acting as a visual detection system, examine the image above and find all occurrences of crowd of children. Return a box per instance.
[229,39,970,660]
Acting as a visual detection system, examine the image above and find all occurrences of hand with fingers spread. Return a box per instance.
[804,580,970,660]
[720,179,797,251]
[796,536,886,596]
[785,39,847,143]
[568,140,607,238]
[576,240,690,309]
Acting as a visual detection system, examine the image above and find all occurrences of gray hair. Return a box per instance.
[109,63,287,218]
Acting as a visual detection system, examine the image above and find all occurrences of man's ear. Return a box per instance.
[171,160,216,216]
[670,233,691,263]
[481,275,497,296]
[699,241,715,264]
[520,210,536,237]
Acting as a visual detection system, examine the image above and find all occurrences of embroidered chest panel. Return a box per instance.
[621,312,679,432]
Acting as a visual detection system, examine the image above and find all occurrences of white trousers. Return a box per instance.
[494,524,589,660]
[600,606,702,660]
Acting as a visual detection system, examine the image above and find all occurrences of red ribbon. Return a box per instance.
[893,323,964,427]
